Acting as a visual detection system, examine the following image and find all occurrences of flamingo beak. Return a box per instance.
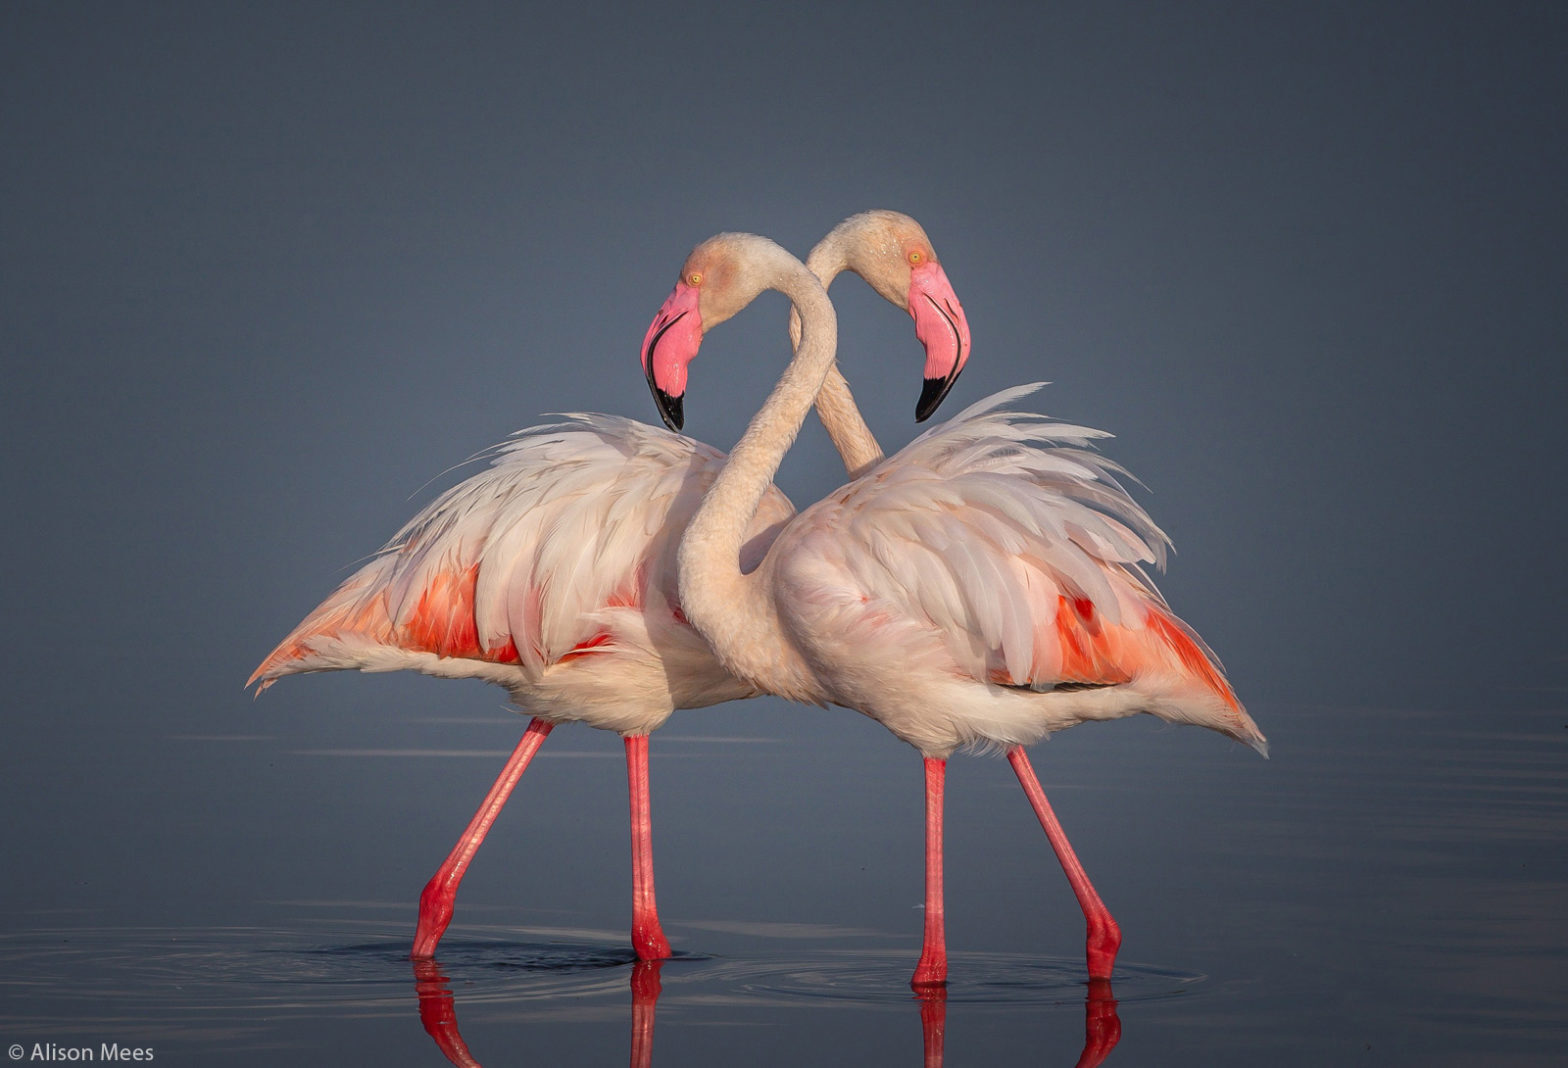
[640,282,704,431]
[908,261,972,422]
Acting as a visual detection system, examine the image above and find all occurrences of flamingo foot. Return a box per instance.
[632,919,672,962]
[910,948,948,989]
[1086,915,1122,980]
[412,875,457,959]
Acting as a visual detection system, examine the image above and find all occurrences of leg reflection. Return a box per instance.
[917,985,946,1068]
[413,958,483,1068]
[913,977,1120,1068]
[1075,978,1121,1068]
[411,955,667,1068]
[629,959,664,1068]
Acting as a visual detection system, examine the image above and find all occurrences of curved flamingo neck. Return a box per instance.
[799,238,883,480]
[677,260,837,698]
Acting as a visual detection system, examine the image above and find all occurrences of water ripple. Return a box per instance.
[0,923,656,1034]
[674,949,1200,1008]
[0,922,1195,1035]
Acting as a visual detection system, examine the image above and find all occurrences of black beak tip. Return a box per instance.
[915,376,953,423]
[654,388,684,432]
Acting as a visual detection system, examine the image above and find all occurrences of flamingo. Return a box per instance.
[640,232,1267,987]
[248,212,972,961]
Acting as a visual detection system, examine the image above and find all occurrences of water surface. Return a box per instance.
[2,704,1563,1065]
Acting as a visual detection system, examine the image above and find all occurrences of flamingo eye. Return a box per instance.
[687,271,703,287]
[907,250,925,266]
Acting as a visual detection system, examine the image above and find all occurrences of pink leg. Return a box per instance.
[911,756,948,988]
[1007,746,1121,979]
[412,717,554,959]
[625,734,672,961]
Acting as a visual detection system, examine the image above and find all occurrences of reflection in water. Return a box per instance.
[915,982,1120,1068]
[629,960,663,1068]
[672,946,1187,1005]
[1078,980,1122,1068]
[413,949,1120,1067]
[0,922,1154,1063]
[917,987,944,1067]
[413,959,480,1068]
[413,954,667,1068]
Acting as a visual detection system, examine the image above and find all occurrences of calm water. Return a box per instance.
[6,3,1566,1064]
[1,701,1563,1065]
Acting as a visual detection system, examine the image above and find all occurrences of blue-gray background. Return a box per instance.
[2,3,1565,1065]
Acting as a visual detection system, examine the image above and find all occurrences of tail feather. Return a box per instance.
[1002,592,1266,757]
[248,552,539,693]
[247,559,399,693]
[1144,607,1267,756]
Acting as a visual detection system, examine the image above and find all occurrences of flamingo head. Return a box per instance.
[641,232,805,432]
[907,257,972,421]
[640,277,702,431]
[806,210,972,422]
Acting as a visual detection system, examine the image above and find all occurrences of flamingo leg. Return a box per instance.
[412,717,554,959]
[911,756,948,987]
[1006,746,1121,979]
[625,734,672,960]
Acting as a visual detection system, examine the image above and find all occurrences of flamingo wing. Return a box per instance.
[249,414,794,691]
[770,386,1262,751]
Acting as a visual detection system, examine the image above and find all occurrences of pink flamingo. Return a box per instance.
[641,232,1267,987]
[248,212,972,961]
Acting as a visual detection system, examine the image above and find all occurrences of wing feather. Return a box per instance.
[773,386,1230,702]
[251,413,795,689]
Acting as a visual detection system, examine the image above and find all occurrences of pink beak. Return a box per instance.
[640,282,703,431]
[908,261,972,422]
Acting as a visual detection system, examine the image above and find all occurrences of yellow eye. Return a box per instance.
[908,250,925,266]
[687,271,703,287]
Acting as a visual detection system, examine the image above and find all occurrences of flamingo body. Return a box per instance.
[250,414,794,733]
[764,386,1265,757]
